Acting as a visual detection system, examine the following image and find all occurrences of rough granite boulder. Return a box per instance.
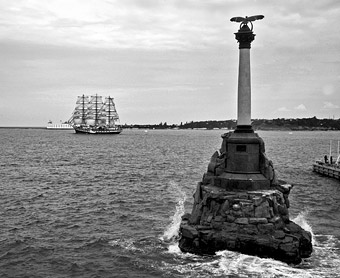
[179,183,312,264]
[179,131,313,264]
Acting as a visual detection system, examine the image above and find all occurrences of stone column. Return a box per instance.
[178,17,313,264]
[235,24,255,133]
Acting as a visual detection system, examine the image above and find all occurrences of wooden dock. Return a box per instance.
[313,161,340,180]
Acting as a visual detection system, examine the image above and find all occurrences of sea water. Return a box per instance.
[1,129,340,277]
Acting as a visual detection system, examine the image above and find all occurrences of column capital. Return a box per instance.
[235,24,255,49]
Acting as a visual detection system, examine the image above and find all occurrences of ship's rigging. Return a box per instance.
[69,94,122,134]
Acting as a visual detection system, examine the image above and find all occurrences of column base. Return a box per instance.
[234,125,254,133]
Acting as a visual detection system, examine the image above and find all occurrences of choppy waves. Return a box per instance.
[1,129,340,277]
[161,205,340,278]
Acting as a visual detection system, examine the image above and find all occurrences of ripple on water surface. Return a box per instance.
[1,129,340,277]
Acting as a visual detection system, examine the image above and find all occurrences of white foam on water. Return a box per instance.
[217,250,313,278]
[166,242,201,260]
[167,243,182,255]
[160,255,228,278]
[214,213,340,278]
[308,234,340,277]
[290,210,340,276]
[109,238,144,252]
[162,248,316,278]
[292,211,316,244]
[160,181,187,242]
[161,194,340,277]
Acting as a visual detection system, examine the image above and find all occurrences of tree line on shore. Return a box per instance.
[122,116,340,130]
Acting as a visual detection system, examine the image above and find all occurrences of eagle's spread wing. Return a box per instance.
[247,15,264,22]
[230,17,245,22]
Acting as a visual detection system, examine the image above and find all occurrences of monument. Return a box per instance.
[178,15,313,264]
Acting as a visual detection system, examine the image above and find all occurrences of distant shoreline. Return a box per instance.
[0,126,46,129]
[1,117,339,131]
[0,127,339,131]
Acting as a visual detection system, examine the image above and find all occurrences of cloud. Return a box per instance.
[294,104,307,111]
[322,84,334,96]
[4,0,338,52]
[1,1,340,125]
[0,0,234,50]
[323,101,339,109]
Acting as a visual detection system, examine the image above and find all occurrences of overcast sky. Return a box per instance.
[1,0,339,126]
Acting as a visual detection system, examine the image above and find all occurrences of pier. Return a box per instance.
[313,161,340,180]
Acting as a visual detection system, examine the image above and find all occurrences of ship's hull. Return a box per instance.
[73,126,122,135]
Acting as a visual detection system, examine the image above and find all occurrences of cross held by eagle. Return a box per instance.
[230,15,264,31]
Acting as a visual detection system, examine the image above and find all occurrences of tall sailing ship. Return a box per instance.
[69,94,122,134]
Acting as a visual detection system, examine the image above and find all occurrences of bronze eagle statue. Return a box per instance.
[230,15,264,30]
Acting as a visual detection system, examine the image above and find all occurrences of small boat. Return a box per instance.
[69,94,122,135]
[313,140,340,180]
[47,120,73,130]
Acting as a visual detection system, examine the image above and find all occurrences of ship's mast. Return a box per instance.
[108,96,111,127]
[95,94,98,126]
[82,94,86,125]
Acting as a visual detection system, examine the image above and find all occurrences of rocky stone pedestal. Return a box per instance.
[178,132,313,264]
